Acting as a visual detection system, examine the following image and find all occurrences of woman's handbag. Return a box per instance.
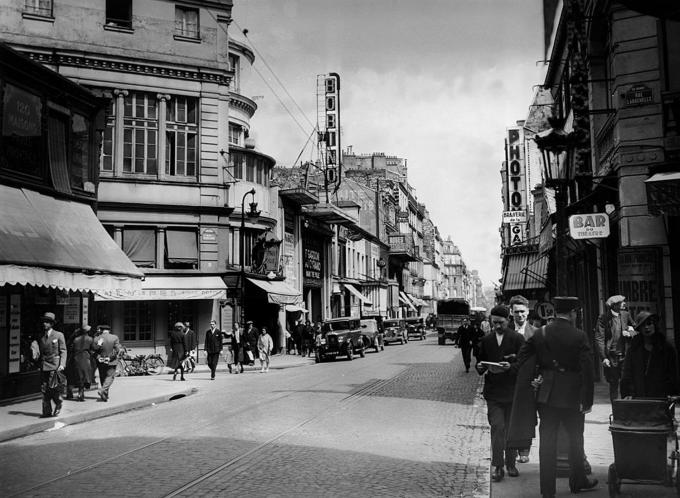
[246,350,254,362]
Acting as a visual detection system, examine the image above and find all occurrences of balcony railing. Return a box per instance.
[388,233,416,261]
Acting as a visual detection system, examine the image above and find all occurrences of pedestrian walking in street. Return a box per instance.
[594,295,636,403]
[457,317,476,373]
[183,321,197,373]
[222,326,235,373]
[620,311,680,399]
[37,312,67,418]
[231,323,245,374]
[168,322,187,381]
[475,305,525,482]
[93,324,121,402]
[245,321,259,365]
[512,297,597,498]
[204,319,226,380]
[303,320,314,357]
[258,326,274,372]
[508,294,537,464]
[70,325,94,401]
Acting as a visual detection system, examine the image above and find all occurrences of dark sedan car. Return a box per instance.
[405,316,426,340]
[316,318,366,362]
[383,318,407,345]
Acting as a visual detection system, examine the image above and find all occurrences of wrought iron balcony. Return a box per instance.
[388,233,417,262]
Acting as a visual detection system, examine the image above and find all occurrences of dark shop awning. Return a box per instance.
[645,171,680,216]
[0,185,143,292]
[247,278,302,305]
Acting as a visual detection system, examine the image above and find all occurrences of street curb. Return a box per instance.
[0,387,197,443]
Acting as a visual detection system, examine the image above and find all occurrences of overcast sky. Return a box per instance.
[233,0,546,287]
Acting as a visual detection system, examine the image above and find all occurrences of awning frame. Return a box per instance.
[343,283,373,306]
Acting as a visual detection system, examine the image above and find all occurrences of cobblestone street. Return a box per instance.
[0,336,490,497]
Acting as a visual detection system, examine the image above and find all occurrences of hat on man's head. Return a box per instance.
[98,324,111,331]
[634,311,659,331]
[553,296,581,314]
[490,305,509,319]
[81,325,92,333]
[41,312,56,323]
[606,295,626,307]
[174,322,185,329]
[246,320,253,325]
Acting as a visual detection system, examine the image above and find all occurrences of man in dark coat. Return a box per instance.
[457,317,476,373]
[38,312,67,418]
[93,324,121,401]
[183,321,198,373]
[245,321,259,365]
[204,319,225,380]
[231,323,245,373]
[594,294,636,403]
[515,297,597,498]
[168,322,187,381]
[475,305,525,482]
[508,294,537,463]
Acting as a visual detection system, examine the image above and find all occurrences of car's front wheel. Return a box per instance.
[346,343,354,361]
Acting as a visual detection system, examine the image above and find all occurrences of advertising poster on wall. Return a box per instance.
[617,248,663,319]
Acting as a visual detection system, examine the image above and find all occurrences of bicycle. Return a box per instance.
[116,347,165,376]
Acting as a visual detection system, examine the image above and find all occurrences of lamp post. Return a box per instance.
[239,188,261,327]
[534,117,577,296]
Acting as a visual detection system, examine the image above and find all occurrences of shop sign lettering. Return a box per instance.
[304,248,321,280]
[568,213,610,239]
[617,248,662,318]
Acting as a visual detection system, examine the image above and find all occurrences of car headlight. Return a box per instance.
[320,339,326,345]
[337,335,345,342]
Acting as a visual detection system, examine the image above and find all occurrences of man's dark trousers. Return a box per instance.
[538,404,588,496]
[461,344,473,371]
[97,364,116,396]
[40,371,61,416]
[604,360,622,403]
[487,399,516,467]
[207,353,220,377]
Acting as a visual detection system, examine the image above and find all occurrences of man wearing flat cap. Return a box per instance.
[514,297,596,498]
[38,312,67,417]
[594,294,636,403]
[93,324,121,401]
[475,304,525,483]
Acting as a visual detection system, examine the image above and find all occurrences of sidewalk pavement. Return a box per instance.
[490,381,679,497]
[0,353,314,443]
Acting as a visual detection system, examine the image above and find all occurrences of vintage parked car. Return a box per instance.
[316,317,366,362]
[382,318,407,345]
[359,318,384,352]
[405,316,427,340]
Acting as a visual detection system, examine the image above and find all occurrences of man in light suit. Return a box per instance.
[508,294,537,463]
[476,305,525,482]
[38,312,67,418]
[517,297,597,498]
[93,324,121,402]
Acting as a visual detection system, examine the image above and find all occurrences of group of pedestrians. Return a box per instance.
[36,312,122,418]
[288,320,321,357]
[474,292,680,498]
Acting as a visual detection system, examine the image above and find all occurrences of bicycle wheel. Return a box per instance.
[146,357,165,375]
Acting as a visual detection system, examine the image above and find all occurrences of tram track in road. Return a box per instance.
[6,344,412,498]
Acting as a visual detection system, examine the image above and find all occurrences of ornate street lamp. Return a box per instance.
[534,117,577,296]
[240,188,260,326]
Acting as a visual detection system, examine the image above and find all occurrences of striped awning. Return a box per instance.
[502,252,549,292]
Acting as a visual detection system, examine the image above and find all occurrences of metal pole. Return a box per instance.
[240,189,255,329]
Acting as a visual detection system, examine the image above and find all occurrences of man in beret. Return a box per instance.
[38,312,67,417]
[475,305,525,482]
[594,294,636,403]
[515,297,597,498]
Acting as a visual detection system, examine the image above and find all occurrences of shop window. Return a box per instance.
[165,228,198,269]
[70,113,92,191]
[168,301,194,331]
[165,96,197,177]
[106,0,132,28]
[175,5,199,39]
[24,0,52,17]
[1,83,44,180]
[47,113,72,194]
[123,92,157,175]
[123,302,153,341]
[123,228,156,267]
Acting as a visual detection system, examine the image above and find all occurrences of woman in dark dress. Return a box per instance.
[620,311,680,399]
[168,322,187,381]
[71,326,94,401]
